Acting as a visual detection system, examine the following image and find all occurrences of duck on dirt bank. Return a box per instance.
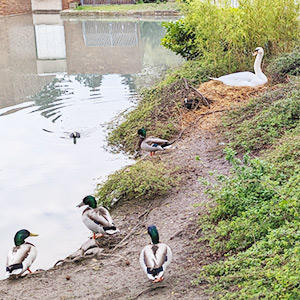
[140,225,172,283]
[6,229,39,279]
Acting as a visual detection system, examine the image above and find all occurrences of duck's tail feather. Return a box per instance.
[103,226,119,235]
[146,266,164,280]
[6,263,23,275]
[161,140,176,148]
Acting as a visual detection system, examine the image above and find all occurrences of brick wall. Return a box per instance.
[62,0,80,10]
[0,0,32,16]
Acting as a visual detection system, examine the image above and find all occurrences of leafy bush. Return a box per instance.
[267,47,300,83]
[95,160,179,207]
[162,19,200,60]
[163,0,299,72]
[198,148,300,298]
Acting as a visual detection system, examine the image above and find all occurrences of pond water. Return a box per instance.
[0,14,183,279]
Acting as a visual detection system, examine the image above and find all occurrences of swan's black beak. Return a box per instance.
[252,50,258,56]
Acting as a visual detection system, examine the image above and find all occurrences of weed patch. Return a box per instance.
[198,149,300,299]
[222,82,300,152]
[267,47,300,83]
[95,160,179,207]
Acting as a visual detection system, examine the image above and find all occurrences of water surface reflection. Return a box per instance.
[0,14,183,278]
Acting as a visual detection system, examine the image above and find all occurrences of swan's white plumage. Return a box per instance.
[211,47,268,87]
[139,243,172,280]
[6,243,37,277]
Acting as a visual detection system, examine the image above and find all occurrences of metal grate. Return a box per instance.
[82,21,139,47]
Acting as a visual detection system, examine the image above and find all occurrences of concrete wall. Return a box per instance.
[0,0,32,16]
[31,0,62,11]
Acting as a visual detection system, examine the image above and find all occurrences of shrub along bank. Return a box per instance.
[162,0,299,70]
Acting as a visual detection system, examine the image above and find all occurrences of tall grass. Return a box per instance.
[163,0,299,72]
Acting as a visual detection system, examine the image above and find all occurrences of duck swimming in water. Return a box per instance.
[77,195,119,239]
[70,132,80,144]
[138,128,173,156]
[6,229,38,278]
[140,225,172,283]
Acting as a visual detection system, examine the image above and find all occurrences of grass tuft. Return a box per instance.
[222,82,300,152]
[95,160,179,207]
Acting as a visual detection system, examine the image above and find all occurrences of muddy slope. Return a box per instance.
[0,129,229,300]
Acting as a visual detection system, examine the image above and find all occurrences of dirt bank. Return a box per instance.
[0,123,230,300]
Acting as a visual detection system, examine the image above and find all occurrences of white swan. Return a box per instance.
[210,47,268,87]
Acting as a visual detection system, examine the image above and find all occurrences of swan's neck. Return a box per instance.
[254,53,264,78]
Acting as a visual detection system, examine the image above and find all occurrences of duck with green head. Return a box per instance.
[6,229,39,278]
[77,195,119,239]
[139,225,172,283]
[138,128,173,157]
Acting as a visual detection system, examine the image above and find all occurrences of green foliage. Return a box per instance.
[203,150,300,252]
[223,82,300,152]
[163,59,226,85]
[162,19,200,60]
[267,47,300,83]
[95,161,178,207]
[163,0,299,72]
[264,126,300,178]
[200,221,300,299]
[198,149,300,298]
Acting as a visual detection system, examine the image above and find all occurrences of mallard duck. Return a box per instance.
[6,229,38,278]
[138,128,173,156]
[76,195,119,239]
[70,132,80,144]
[139,225,172,283]
[210,47,268,87]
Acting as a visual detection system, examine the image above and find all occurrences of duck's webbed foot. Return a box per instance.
[95,233,104,239]
[153,277,164,283]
